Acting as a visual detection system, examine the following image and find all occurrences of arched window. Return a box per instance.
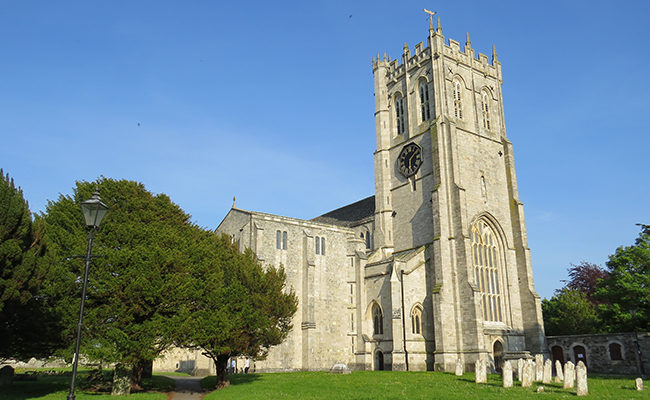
[315,236,320,255]
[419,81,430,122]
[411,306,423,334]
[472,220,503,322]
[453,79,463,119]
[395,94,406,135]
[373,304,384,335]
[481,90,491,130]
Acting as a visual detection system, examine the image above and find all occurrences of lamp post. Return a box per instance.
[67,190,108,400]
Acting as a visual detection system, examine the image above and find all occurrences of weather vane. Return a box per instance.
[424,8,436,24]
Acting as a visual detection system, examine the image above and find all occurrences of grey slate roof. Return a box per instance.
[311,196,375,227]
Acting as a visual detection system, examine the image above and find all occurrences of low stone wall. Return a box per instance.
[547,332,650,375]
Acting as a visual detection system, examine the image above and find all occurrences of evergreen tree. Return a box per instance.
[0,169,62,359]
[542,287,600,336]
[176,233,297,389]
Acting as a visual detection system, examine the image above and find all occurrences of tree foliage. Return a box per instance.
[42,178,202,392]
[595,224,650,332]
[176,234,297,389]
[0,170,63,360]
[565,261,609,303]
[542,288,600,336]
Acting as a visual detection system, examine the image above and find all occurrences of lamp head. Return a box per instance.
[80,189,109,228]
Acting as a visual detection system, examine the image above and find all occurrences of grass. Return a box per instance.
[201,371,650,400]
[0,373,170,400]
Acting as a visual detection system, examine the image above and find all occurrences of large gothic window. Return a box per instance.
[453,79,463,119]
[481,90,491,130]
[373,304,384,335]
[419,81,430,122]
[472,220,503,322]
[395,94,406,135]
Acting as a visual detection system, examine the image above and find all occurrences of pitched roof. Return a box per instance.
[310,196,375,227]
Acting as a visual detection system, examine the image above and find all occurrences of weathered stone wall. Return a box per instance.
[547,332,650,375]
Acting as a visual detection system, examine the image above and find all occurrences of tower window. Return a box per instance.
[395,95,406,135]
[277,231,287,250]
[282,231,287,250]
[419,81,430,122]
[472,220,502,322]
[453,80,463,119]
[315,236,320,254]
[481,90,491,130]
[321,237,325,255]
[315,236,325,255]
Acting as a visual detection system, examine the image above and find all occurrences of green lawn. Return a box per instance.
[0,374,171,400]
[201,371,650,400]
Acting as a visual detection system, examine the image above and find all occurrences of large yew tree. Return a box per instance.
[42,178,201,392]
[176,234,297,389]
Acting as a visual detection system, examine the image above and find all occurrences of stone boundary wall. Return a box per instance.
[547,332,650,375]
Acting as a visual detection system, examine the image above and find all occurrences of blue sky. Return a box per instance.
[1,1,648,300]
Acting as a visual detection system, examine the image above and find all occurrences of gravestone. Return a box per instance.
[535,354,543,381]
[502,361,513,388]
[0,366,14,387]
[563,361,575,389]
[576,361,588,396]
[517,359,523,382]
[521,359,533,388]
[455,358,463,376]
[112,363,133,396]
[636,377,643,391]
[543,359,552,383]
[475,359,487,383]
[555,360,564,382]
[330,364,351,374]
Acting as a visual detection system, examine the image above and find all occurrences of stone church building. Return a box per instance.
[157,18,547,374]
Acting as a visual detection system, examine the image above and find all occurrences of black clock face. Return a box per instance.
[398,143,423,177]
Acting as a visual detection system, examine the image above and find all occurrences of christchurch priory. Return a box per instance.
[159,17,547,374]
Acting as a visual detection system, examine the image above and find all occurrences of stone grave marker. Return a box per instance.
[502,361,513,388]
[455,358,463,376]
[543,359,552,383]
[517,358,523,382]
[576,361,588,396]
[555,359,563,382]
[0,366,14,387]
[475,359,487,383]
[636,377,643,391]
[521,359,533,388]
[563,361,575,389]
[535,354,543,381]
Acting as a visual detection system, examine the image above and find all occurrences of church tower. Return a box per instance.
[370,17,546,371]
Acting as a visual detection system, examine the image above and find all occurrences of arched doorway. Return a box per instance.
[552,346,564,365]
[375,351,384,371]
[573,345,587,368]
[493,341,504,373]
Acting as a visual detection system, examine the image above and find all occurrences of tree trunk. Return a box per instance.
[131,362,143,392]
[215,354,230,389]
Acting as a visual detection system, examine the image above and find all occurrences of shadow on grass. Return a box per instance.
[0,375,71,400]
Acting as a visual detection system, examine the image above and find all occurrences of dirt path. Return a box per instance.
[165,375,205,400]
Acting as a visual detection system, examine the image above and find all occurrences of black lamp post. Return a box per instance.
[67,190,108,400]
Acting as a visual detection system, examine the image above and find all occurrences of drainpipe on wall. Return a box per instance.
[401,269,409,371]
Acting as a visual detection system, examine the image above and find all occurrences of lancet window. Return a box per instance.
[373,304,384,335]
[411,306,423,334]
[395,94,406,135]
[481,90,491,130]
[419,81,430,122]
[471,220,503,322]
[453,79,463,119]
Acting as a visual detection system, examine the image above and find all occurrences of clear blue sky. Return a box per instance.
[1,1,648,300]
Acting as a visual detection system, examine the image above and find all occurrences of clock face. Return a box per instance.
[398,143,423,177]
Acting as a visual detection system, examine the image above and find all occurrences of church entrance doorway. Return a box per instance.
[493,341,504,373]
[375,351,384,371]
